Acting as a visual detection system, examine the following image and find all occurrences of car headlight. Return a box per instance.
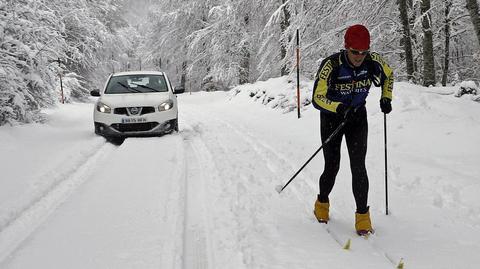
[158,100,174,111]
[96,102,112,113]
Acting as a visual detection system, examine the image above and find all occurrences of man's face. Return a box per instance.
[346,48,369,67]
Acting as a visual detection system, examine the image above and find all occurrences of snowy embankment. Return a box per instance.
[0,76,479,268]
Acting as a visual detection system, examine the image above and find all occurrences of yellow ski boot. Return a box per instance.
[355,209,373,236]
[314,198,329,223]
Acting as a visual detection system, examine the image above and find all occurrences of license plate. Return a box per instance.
[121,117,147,123]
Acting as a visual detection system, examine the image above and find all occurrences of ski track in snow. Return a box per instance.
[2,85,479,268]
[181,123,215,269]
[0,142,116,265]
[181,105,304,268]
[181,111,266,268]
[238,115,397,267]
[180,104,397,268]
[157,136,187,269]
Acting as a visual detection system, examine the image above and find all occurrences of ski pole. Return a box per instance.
[384,113,389,215]
[296,28,301,119]
[276,116,348,194]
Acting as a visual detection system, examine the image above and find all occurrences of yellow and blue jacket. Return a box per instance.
[312,50,393,113]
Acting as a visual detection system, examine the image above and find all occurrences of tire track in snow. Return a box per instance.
[0,139,108,230]
[0,142,116,265]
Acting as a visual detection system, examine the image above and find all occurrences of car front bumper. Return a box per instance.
[93,108,177,137]
[94,120,175,137]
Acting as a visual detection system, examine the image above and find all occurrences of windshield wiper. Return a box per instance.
[130,82,161,92]
[117,82,143,93]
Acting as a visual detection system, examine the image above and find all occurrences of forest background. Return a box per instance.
[1,0,480,125]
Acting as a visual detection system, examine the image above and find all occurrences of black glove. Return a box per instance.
[380,98,392,114]
[336,103,353,119]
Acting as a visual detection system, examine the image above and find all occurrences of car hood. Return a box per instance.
[99,92,172,107]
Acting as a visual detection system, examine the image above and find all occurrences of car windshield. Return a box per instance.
[104,75,168,94]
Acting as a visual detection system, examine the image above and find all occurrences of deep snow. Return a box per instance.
[0,77,479,268]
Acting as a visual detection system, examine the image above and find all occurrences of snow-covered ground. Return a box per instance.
[0,77,479,268]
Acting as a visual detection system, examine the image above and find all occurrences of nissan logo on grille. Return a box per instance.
[128,107,141,115]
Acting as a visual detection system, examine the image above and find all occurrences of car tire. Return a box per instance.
[94,123,101,135]
[106,136,124,145]
[173,118,179,132]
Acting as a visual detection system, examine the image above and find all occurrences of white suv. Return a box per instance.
[90,71,184,139]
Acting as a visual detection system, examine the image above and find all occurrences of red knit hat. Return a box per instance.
[344,24,370,50]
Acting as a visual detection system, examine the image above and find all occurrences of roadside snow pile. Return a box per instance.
[229,76,313,113]
[231,77,480,110]
[455,80,480,102]
[456,81,478,96]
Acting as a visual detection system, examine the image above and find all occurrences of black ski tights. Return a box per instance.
[318,107,369,214]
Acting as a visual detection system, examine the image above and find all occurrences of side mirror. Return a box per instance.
[90,89,101,97]
[173,86,185,94]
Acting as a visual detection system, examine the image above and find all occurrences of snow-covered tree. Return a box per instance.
[4,0,480,126]
[0,0,130,125]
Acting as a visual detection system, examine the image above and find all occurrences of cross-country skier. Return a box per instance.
[311,24,394,236]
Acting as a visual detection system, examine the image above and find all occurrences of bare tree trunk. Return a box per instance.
[280,0,290,76]
[239,14,250,84]
[466,0,480,48]
[397,0,415,81]
[407,0,419,79]
[442,0,452,86]
[421,0,436,86]
[181,61,187,87]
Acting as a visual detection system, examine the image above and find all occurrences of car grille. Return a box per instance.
[114,107,155,115]
[111,122,159,132]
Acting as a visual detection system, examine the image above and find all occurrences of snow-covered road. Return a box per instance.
[1,80,480,268]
